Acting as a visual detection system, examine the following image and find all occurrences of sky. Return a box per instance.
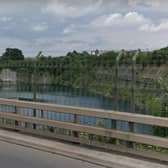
[0,0,168,57]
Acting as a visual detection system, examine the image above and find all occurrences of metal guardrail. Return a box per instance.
[0,98,167,162]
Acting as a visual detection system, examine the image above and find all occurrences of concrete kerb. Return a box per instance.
[0,129,167,168]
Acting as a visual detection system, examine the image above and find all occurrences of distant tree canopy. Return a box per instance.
[1,46,168,64]
[1,48,24,60]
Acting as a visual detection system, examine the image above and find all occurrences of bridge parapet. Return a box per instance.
[0,98,167,162]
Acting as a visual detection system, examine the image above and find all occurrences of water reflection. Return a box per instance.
[0,84,153,135]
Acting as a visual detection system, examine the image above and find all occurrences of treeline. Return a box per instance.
[1,46,168,66]
[34,47,168,66]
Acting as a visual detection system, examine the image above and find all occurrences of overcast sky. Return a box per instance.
[0,0,168,56]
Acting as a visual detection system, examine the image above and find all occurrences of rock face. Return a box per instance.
[0,69,16,84]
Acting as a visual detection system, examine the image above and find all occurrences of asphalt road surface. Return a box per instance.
[0,141,104,168]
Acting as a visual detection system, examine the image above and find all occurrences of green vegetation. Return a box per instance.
[1,48,24,60]
[0,47,168,118]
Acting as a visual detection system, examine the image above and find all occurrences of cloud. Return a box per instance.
[0,0,168,57]
[128,0,168,8]
[43,0,102,18]
[0,17,12,22]
[140,20,168,32]
[91,12,149,27]
[0,37,30,54]
[63,24,76,34]
[61,10,168,53]
[32,23,48,32]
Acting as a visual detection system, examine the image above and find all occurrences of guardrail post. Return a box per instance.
[73,114,80,138]
[41,109,45,130]
[41,109,44,118]
[14,106,19,126]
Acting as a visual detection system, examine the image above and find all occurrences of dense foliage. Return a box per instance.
[0,47,168,138]
[1,48,24,60]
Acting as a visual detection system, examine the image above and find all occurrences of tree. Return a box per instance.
[36,51,47,60]
[82,51,90,57]
[95,49,99,56]
[1,48,24,60]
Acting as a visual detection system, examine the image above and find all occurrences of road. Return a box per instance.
[0,141,104,168]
